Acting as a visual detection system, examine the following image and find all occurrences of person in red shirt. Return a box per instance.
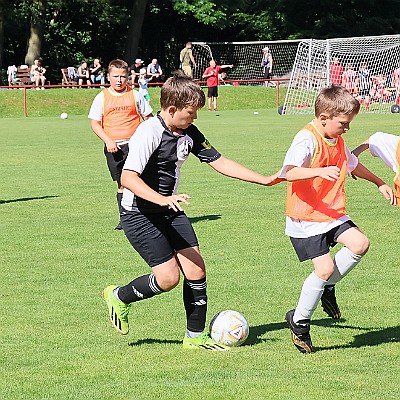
[202,59,233,111]
[329,57,343,85]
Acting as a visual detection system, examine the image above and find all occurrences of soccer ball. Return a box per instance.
[209,310,249,347]
[60,112,68,119]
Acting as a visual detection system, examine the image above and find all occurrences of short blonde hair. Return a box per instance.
[108,59,129,74]
[160,72,205,110]
[315,85,360,117]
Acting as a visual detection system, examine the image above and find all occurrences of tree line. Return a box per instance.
[0,0,399,84]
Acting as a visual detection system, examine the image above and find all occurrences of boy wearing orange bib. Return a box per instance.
[89,59,153,229]
[278,85,394,353]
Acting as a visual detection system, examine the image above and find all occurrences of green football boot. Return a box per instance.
[183,331,230,351]
[102,285,130,335]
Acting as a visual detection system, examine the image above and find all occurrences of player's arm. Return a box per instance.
[208,155,283,186]
[90,119,118,153]
[121,170,191,212]
[351,140,370,157]
[285,165,341,182]
[220,64,234,69]
[351,161,394,204]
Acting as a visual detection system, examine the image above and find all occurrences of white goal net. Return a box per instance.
[282,34,400,114]
[192,40,301,85]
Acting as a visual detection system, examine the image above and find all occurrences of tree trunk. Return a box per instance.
[124,0,149,64]
[25,0,46,66]
[0,0,5,70]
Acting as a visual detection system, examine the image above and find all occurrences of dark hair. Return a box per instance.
[160,72,205,110]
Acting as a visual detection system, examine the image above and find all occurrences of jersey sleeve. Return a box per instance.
[186,125,222,163]
[123,119,162,174]
[134,90,153,117]
[88,92,104,121]
[345,145,359,173]
[279,130,315,178]
[368,132,399,172]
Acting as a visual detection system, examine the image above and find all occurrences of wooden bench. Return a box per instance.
[14,67,34,86]
[61,68,78,86]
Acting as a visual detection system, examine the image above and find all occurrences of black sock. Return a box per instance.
[116,192,122,214]
[118,273,163,304]
[183,277,207,333]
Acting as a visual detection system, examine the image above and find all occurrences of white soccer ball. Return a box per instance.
[209,310,249,347]
[60,112,68,119]
[253,111,259,115]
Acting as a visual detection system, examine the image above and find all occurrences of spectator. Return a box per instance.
[202,59,233,111]
[147,58,163,84]
[30,58,46,89]
[391,65,400,105]
[355,63,372,110]
[329,57,344,85]
[261,46,273,87]
[130,58,144,85]
[7,64,17,86]
[342,63,357,94]
[77,60,91,88]
[90,58,105,88]
[180,41,196,78]
[138,67,152,103]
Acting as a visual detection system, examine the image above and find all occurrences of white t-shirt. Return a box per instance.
[88,88,153,144]
[278,128,359,238]
[368,131,400,173]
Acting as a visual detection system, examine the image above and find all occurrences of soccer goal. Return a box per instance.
[192,40,301,85]
[282,34,400,115]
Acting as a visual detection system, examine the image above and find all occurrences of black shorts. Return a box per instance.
[290,220,357,262]
[104,143,129,181]
[263,70,271,79]
[121,209,199,267]
[207,86,218,98]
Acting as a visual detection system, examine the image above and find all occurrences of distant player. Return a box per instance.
[102,73,280,350]
[342,64,357,94]
[88,59,153,230]
[278,85,394,353]
[352,131,400,206]
[202,59,233,111]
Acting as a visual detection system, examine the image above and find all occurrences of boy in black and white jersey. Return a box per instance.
[102,73,279,350]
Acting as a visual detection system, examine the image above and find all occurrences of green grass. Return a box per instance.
[1,110,399,399]
[0,86,282,118]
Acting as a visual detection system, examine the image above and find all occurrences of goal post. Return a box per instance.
[192,40,301,85]
[282,34,400,115]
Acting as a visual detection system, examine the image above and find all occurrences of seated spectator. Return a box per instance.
[7,64,17,86]
[130,58,144,85]
[30,58,47,89]
[147,58,163,84]
[77,60,91,88]
[90,58,105,88]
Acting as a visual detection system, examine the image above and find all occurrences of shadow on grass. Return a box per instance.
[128,338,181,347]
[245,318,399,350]
[0,195,59,204]
[189,214,221,224]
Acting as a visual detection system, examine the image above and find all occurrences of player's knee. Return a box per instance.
[156,270,180,291]
[353,235,370,256]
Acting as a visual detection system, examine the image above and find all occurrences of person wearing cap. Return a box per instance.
[261,46,274,87]
[130,58,144,85]
[180,41,196,78]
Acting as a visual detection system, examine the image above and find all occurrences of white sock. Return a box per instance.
[293,272,327,324]
[327,247,362,285]
[186,330,202,338]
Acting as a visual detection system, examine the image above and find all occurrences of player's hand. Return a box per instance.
[378,184,396,205]
[162,194,191,212]
[318,166,340,181]
[106,140,119,153]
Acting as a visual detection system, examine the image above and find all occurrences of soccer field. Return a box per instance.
[1,110,399,399]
